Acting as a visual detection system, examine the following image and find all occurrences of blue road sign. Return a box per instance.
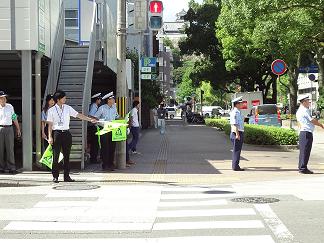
[141,57,157,67]
[308,74,316,81]
[299,65,319,73]
[271,59,287,76]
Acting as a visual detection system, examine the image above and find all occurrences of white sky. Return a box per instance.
[163,0,204,22]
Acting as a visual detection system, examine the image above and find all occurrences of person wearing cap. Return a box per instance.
[88,93,102,164]
[47,90,97,183]
[296,94,324,174]
[94,92,119,171]
[229,96,245,171]
[0,91,21,174]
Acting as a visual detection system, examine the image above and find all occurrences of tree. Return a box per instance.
[216,0,323,113]
[126,48,163,108]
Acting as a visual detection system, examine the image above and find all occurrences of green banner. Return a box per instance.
[112,126,127,141]
[39,145,63,169]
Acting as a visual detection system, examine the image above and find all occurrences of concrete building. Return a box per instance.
[156,10,188,100]
[297,65,319,113]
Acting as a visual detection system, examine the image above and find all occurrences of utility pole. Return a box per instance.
[116,0,127,169]
[138,32,142,127]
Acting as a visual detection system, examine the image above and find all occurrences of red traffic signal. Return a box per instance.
[149,1,163,14]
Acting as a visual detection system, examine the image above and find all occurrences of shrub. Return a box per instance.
[205,118,230,131]
[281,114,296,120]
[206,119,298,145]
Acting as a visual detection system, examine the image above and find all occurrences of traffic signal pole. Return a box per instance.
[116,0,127,169]
[138,32,142,127]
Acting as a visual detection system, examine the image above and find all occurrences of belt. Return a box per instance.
[53,130,69,133]
[0,125,12,127]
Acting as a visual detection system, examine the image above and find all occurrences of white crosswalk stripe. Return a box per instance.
[0,184,289,242]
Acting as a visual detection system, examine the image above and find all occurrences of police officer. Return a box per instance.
[296,94,324,174]
[94,92,119,171]
[47,90,97,183]
[88,93,102,164]
[230,96,245,171]
[0,91,21,174]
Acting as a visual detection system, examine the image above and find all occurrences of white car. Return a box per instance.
[202,106,225,117]
[166,107,176,119]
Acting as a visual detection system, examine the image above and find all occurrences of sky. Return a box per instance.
[163,0,204,22]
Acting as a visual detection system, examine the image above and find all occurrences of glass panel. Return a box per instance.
[65,19,78,27]
[65,9,78,18]
[257,105,277,115]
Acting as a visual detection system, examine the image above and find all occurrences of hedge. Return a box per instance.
[206,118,298,145]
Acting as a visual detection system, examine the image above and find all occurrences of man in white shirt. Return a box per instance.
[296,94,324,174]
[128,101,140,154]
[0,91,21,174]
[47,90,96,183]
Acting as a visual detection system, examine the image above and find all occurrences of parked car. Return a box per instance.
[202,106,225,118]
[248,104,282,127]
[166,107,176,119]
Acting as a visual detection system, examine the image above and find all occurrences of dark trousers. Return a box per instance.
[129,127,139,152]
[299,131,313,171]
[52,130,72,179]
[100,132,116,169]
[0,126,15,171]
[88,126,99,163]
[230,131,244,169]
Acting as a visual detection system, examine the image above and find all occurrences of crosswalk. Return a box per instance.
[0,184,295,242]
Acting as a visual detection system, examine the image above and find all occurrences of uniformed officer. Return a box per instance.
[296,94,324,174]
[230,96,245,171]
[0,91,21,174]
[94,92,119,171]
[47,90,97,183]
[88,93,102,164]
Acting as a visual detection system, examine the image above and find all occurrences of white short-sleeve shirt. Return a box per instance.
[0,103,15,126]
[296,105,315,133]
[130,107,139,127]
[47,104,78,130]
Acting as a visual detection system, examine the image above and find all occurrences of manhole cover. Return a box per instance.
[53,184,100,191]
[231,197,280,204]
[204,190,235,195]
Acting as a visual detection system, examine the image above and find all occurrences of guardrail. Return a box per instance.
[43,2,65,106]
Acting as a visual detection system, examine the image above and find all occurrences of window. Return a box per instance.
[257,105,277,115]
[65,9,78,28]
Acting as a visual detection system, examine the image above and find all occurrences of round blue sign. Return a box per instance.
[308,74,316,81]
[271,59,287,76]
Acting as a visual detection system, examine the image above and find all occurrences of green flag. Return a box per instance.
[112,126,127,141]
[39,145,64,169]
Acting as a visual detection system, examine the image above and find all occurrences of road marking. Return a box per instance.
[157,208,256,217]
[0,236,275,243]
[153,220,264,230]
[4,221,153,231]
[159,199,227,207]
[160,193,237,200]
[254,204,294,243]
[162,187,232,192]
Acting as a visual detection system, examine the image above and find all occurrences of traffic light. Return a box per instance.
[149,0,163,30]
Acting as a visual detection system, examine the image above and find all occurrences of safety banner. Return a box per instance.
[39,145,63,169]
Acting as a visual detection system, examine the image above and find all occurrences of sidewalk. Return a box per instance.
[1,119,324,186]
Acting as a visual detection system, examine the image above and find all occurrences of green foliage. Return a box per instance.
[126,48,163,108]
[206,119,298,145]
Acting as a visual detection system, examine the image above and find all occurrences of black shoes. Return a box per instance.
[299,169,314,174]
[64,177,75,182]
[0,169,5,173]
[233,167,245,171]
[8,170,18,174]
[53,178,59,183]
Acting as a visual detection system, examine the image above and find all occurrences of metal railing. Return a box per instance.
[43,2,65,106]
[81,3,98,169]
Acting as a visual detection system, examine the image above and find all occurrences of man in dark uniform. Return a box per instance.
[229,96,245,171]
[94,92,119,171]
[296,94,324,174]
[88,93,102,164]
[0,91,21,174]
